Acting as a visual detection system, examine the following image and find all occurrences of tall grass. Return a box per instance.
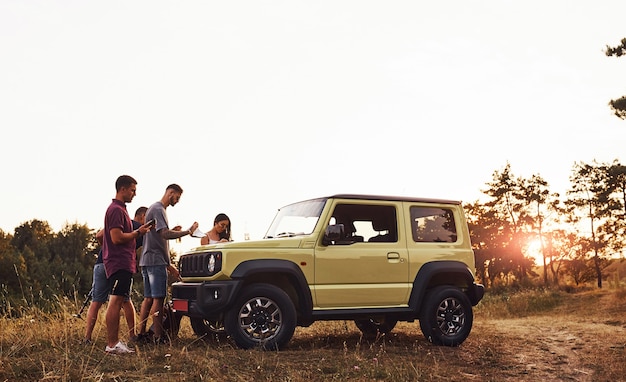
[475,288,565,319]
[1,286,625,381]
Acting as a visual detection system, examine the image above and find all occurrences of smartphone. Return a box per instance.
[146,218,156,227]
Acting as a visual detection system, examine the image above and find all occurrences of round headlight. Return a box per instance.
[208,254,215,273]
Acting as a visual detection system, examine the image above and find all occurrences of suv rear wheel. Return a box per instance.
[224,283,296,350]
[419,286,473,346]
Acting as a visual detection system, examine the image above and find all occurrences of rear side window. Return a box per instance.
[410,207,457,243]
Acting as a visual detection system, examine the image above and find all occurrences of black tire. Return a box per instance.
[419,286,473,346]
[148,302,182,339]
[224,283,297,350]
[190,318,228,340]
[354,317,398,340]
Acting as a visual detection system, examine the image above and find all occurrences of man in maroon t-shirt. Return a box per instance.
[102,175,152,354]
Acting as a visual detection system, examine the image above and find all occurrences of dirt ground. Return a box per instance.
[267,289,626,381]
[2,289,624,381]
[465,290,626,381]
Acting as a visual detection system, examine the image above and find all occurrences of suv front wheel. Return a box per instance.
[224,283,297,350]
[419,286,473,346]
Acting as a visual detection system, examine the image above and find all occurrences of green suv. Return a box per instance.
[171,194,484,350]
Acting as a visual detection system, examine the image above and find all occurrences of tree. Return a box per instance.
[543,229,579,286]
[5,220,98,304]
[565,161,614,288]
[465,201,508,287]
[10,220,54,292]
[49,223,97,296]
[602,161,626,256]
[0,230,26,295]
[466,163,550,288]
[482,163,536,284]
[562,237,608,285]
[605,38,626,119]
[517,174,562,286]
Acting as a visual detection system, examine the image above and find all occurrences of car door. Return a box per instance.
[313,201,410,308]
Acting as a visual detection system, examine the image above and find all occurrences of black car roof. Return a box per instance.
[328,194,462,205]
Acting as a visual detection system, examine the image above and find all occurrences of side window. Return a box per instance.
[329,204,398,243]
[410,207,457,243]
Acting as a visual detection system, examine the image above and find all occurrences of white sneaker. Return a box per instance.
[105,341,135,354]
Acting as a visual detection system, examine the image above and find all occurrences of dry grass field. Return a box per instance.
[1,287,625,381]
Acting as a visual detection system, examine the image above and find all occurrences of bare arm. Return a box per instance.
[161,228,190,240]
[160,222,199,240]
[167,264,180,280]
[96,229,104,245]
[110,222,154,245]
[110,227,140,245]
[200,234,209,245]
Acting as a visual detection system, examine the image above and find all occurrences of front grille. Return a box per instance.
[178,251,222,277]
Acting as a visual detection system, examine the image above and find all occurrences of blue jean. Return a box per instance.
[91,263,109,303]
[141,265,168,298]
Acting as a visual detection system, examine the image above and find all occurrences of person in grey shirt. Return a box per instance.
[137,183,198,344]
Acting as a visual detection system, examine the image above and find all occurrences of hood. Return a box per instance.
[183,236,311,255]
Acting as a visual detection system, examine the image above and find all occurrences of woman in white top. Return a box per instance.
[201,213,231,245]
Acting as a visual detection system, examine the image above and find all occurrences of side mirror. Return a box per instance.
[322,224,344,246]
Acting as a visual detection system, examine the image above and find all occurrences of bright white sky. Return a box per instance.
[2,1,626,252]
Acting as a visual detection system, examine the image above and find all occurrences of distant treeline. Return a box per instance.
[466,160,625,289]
[0,160,624,313]
[0,220,96,313]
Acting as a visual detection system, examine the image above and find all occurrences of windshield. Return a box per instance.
[264,198,327,238]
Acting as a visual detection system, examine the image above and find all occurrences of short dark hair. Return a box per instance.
[167,183,183,193]
[134,206,148,217]
[116,175,137,192]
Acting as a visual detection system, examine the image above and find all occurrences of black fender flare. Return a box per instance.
[231,259,314,323]
[409,261,484,310]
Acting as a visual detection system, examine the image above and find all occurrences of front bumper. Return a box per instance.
[171,280,242,318]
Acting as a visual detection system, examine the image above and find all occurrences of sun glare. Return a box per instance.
[526,238,547,266]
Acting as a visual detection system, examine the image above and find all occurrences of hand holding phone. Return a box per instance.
[146,218,156,228]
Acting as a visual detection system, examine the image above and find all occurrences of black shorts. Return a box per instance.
[107,269,133,297]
